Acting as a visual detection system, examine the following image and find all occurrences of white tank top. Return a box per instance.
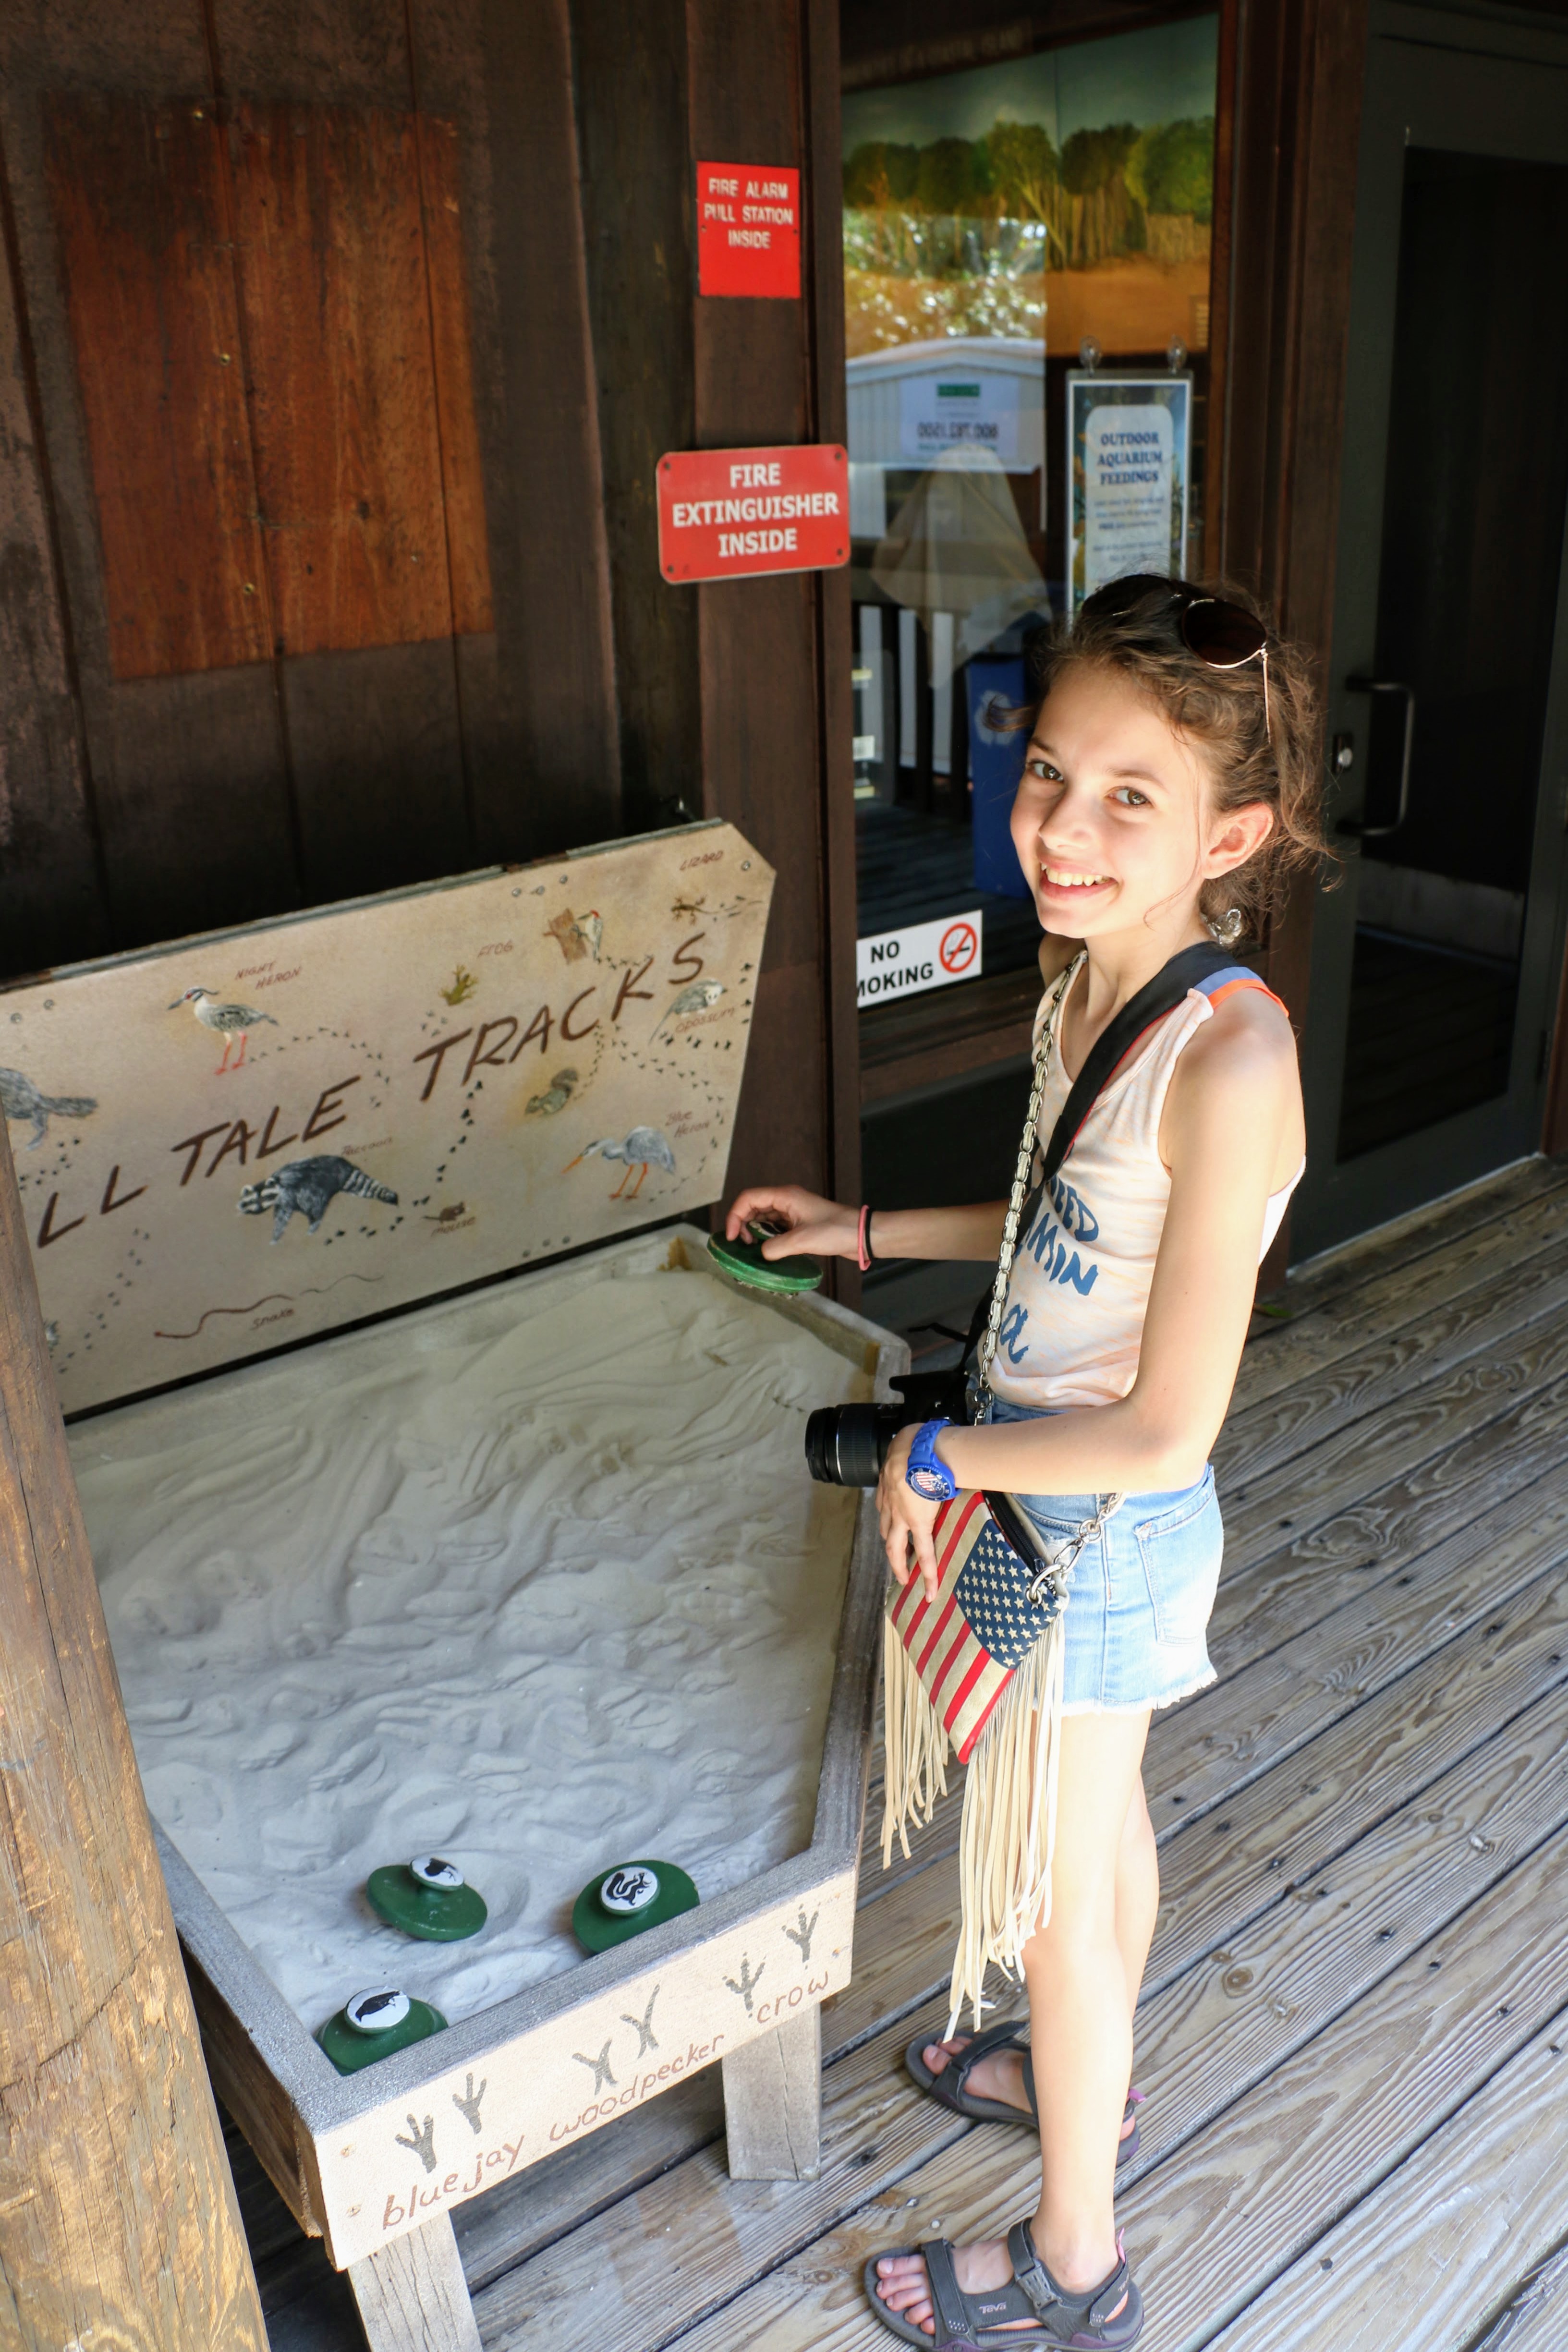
[988,962,1304,1413]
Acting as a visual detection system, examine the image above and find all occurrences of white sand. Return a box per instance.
[70,1237,869,2034]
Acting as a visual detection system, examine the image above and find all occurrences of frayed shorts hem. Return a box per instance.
[1058,1661,1216,1718]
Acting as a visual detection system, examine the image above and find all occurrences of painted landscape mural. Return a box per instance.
[841,13,1218,359]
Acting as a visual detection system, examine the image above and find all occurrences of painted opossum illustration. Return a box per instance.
[237,1154,398,1242]
[0,1067,97,1149]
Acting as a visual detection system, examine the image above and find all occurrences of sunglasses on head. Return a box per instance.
[1082,574,1272,742]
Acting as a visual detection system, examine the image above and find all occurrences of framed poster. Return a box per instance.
[1067,372,1192,615]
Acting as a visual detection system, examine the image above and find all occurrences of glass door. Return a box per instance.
[1293,8,1568,1257]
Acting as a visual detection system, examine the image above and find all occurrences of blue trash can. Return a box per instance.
[967,656,1033,900]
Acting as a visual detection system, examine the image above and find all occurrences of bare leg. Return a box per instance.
[912,1765,1157,2115]
[1115,1771,1158,2028]
[875,1710,1151,2336]
[610,1164,631,1198]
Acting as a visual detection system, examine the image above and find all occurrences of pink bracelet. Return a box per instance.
[857,1203,874,1273]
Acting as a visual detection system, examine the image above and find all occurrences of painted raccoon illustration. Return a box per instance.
[0,1066,97,1149]
[237,1154,398,1242]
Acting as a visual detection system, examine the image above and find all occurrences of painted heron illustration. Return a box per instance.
[563,1126,676,1200]
[170,984,279,1073]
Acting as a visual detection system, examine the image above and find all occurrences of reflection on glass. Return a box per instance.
[843,17,1219,995]
[1336,149,1568,1161]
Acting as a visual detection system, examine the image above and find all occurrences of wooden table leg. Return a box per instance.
[721,2000,822,2181]
[347,2211,482,2352]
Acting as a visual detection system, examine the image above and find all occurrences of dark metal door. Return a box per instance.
[1293,4,1568,1258]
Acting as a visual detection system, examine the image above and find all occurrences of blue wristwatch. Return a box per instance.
[905,1418,958,1502]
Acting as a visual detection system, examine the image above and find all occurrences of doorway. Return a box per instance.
[1293,3,1568,1258]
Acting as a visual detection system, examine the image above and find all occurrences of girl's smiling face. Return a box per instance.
[1010,662,1271,945]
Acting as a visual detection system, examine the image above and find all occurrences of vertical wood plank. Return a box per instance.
[42,93,272,681]
[0,140,106,981]
[1213,0,1370,1268]
[0,0,302,953]
[415,112,494,638]
[230,101,453,657]
[410,0,624,861]
[0,1124,267,2348]
[687,0,839,1200]
[208,3,475,894]
[569,0,702,832]
[804,0,861,1243]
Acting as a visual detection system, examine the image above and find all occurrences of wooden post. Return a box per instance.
[0,1128,267,2349]
[348,2211,482,2352]
[721,2001,823,2181]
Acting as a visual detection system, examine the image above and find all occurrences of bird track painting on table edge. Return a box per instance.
[0,824,775,1409]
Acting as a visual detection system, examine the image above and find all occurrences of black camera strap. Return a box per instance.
[953,940,1247,1377]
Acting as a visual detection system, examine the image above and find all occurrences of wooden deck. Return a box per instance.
[249,1156,1568,2351]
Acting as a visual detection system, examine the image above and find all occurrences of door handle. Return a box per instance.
[1337,677,1415,838]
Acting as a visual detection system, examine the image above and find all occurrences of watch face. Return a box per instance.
[909,1467,949,1500]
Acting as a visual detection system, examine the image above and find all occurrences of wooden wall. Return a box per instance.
[0,0,857,1210]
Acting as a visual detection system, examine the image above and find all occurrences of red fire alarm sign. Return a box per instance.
[696,162,801,298]
[657,445,849,582]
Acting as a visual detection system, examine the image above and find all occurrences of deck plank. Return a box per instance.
[1203,2019,1568,2352]
[1230,1160,1568,1414]
[1217,1241,1568,1488]
[1468,2237,1568,2351]
[1146,1464,1568,1833]
[643,1820,1568,2352]
[470,1639,1568,2350]
[456,1388,1568,2303]
[456,1431,1568,2293]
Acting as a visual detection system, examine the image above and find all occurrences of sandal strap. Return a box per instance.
[1007,2220,1133,2334]
[1007,2221,1061,2316]
[924,2240,985,2351]
[947,2018,1030,2096]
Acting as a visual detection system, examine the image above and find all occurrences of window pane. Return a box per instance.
[843,15,1219,1026]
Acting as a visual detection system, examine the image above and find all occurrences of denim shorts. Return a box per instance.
[990,1398,1224,1714]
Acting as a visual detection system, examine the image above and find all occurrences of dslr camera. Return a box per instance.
[803,1369,970,1488]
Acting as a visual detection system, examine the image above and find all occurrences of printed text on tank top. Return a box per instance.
[989,962,1305,1415]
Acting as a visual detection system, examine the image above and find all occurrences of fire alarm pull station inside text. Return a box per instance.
[697,162,801,298]
[856,912,984,1006]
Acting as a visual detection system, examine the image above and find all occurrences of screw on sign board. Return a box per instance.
[697,163,801,298]
[657,446,849,584]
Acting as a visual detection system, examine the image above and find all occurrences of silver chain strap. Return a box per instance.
[972,952,1083,1412]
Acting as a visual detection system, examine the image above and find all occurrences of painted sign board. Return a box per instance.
[696,161,801,298]
[856,909,984,1007]
[1067,371,1191,615]
[657,444,849,583]
[0,822,774,1413]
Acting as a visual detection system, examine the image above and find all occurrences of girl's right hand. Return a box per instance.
[725,1185,859,1262]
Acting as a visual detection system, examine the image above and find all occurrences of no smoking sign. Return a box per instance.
[856,909,985,1007]
[939,920,978,976]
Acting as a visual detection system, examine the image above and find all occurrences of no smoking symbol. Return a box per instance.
[939,920,978,976]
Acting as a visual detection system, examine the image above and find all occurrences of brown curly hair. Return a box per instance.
[1026,575,1327,942]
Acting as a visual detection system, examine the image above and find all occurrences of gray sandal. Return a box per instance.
[864,2218,1144,2349]
[904,2022,1144,2165]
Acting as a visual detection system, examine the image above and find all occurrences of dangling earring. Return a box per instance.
[1208,906,1245,946]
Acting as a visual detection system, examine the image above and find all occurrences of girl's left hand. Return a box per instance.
[877,1426,945,1600]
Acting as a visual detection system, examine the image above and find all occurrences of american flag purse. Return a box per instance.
[882,957,1125,2028]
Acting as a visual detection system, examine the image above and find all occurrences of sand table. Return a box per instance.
[71,1237,868,2035]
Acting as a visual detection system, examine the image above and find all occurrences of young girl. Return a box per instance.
[726,576,1322,2349]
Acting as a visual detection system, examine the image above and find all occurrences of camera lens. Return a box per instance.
[803,1402,905,1486]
